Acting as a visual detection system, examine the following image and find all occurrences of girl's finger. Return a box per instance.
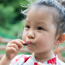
[16,39,25,44]
[6,47,17,53]
[10,40,23,48]
[7,43,19,51]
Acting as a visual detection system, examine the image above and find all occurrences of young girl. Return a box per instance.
[0,0,65,65]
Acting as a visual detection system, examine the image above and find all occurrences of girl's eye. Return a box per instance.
[26,25,30,28]
[37,27,43,30]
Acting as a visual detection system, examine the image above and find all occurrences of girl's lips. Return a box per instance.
[23,41,33,46]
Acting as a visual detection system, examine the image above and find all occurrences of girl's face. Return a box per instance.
[22,7,57,53]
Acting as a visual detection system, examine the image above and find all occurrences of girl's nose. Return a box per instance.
[28,31,35,39]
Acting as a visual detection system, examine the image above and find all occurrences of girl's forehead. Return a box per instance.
[27,5,59,25]
[26,6,54,24]
[26,18,46,26]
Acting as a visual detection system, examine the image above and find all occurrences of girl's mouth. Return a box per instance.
[23,41,33,46]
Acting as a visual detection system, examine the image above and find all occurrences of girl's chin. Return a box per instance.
[28,48,50,54]
[27,48,40,53]
[27,47,36,53]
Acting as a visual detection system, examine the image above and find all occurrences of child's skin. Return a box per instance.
[0,3,64,65]
[23,6,57,62]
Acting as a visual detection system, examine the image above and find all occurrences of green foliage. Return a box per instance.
[0,20,25,39]
[0,4,17,28]
[0,0,29,39]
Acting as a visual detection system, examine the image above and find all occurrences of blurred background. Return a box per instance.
[0,0,29,39]
[0,0,65,62]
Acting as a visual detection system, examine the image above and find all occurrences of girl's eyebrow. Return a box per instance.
[37,20,46,25]
[25,19,46,26]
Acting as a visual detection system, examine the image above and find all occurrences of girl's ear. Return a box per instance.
[54,33,65,45]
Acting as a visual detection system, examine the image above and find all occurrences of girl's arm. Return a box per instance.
[0,55,11,65]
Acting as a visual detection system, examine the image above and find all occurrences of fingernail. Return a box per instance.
[22,41,25,43]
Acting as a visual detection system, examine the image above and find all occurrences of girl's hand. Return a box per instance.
[5,39,25,60]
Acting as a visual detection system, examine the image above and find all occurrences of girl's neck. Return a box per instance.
[34,51,55,63]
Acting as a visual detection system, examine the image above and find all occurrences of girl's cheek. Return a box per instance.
[37,36,46,46]
[37,36,44,42]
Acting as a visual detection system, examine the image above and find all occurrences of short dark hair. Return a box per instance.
[31,0,65,36]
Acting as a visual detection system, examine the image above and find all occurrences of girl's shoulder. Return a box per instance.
[10,54,31,65]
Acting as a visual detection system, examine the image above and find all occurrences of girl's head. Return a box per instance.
[22,0,65,53]
[32,0,65,36]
